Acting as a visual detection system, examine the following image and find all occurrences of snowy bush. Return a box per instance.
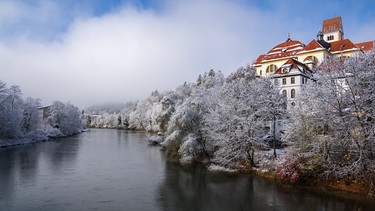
[275,153,306,184]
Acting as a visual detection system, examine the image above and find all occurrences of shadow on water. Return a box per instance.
[156,160,375,211]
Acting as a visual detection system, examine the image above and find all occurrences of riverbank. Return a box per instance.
[3,128,373,198]
[252,168,375,198]
[0,137,47,148]
[0,129,88,148]
[145,129,375,198]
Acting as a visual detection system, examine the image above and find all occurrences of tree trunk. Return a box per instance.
[273,115,277,159]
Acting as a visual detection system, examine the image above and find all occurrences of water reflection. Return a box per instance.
[1,129,374,210]
[0,136,80,207]
[157,160,375,211]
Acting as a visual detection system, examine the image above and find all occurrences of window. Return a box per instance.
[282,90,287,98]
[340,56,349,60]
[291,89,296,98]
[302,77,305,84]
[259,70,262,76]
[327,35,334,41]
[266,64,277,73]
[282,78,286,85]
[291,77,295,84]
[304,56,319,66]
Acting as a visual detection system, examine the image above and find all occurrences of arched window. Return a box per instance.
[291,89,296,98]
[282,90,287,98]
[304,56,319,66]
[266,64,277,73]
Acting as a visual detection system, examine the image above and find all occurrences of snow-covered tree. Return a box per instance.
[46,101,83,136]
[162,70,224,164]
[202,67,272,169]
[20,97,41,133]
[281,53,375,182]
[0,82,23,138]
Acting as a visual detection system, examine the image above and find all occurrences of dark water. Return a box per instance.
[0,129,374,211]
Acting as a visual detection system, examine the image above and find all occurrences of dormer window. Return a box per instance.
[282,67,289,73]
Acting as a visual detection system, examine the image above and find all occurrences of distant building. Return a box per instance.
[37,105,52,123]
[252,16,374,106]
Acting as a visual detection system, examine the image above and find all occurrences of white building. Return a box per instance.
[252,16,374,105]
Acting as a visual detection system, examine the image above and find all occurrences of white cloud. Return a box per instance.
[0,0,373,108]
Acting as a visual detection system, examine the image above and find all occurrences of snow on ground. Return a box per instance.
[207,164,237,173]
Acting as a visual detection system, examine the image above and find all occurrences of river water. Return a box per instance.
[0,129,374,210]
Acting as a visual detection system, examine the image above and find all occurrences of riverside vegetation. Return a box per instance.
[86,52,375,196]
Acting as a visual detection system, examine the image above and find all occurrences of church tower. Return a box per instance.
[321,16,344,43]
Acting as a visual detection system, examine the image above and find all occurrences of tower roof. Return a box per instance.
[322,16,343,33]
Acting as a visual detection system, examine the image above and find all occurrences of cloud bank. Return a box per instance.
[0,0,374,108]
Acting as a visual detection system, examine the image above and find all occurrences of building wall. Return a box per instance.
[323,31,343,43]
[275,74,305,105]
[296,50,329,67]
[256,58,295,76]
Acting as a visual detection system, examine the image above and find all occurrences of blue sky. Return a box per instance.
[0,0,374,108]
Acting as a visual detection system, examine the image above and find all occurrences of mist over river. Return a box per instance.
[1,129,374,210]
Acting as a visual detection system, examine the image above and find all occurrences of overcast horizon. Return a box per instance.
[1,0,374,108]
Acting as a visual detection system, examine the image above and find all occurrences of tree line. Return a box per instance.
[87,52,375,189]
[0,82,83,142]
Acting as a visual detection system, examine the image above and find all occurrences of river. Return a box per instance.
[0,129,374,210]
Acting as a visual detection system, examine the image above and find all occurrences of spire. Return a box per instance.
[286,33,291,42]
[317,30,324,41]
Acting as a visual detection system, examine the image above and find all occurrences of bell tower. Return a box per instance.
[321,16,344,43]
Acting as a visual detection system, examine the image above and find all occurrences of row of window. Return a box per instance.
[282,89,296,98]
[327,35,335,41]
[279,77,295,85]
[275,77,308,85]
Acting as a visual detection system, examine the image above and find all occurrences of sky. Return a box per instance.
[0,0,374,108]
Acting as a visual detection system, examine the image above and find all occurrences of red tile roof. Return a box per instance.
[322,16,342,33]
[329,39,359,54]
[301,40,323,52]
[261,40,304,62]
[355,41,375,52]
[253,54,265,65]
